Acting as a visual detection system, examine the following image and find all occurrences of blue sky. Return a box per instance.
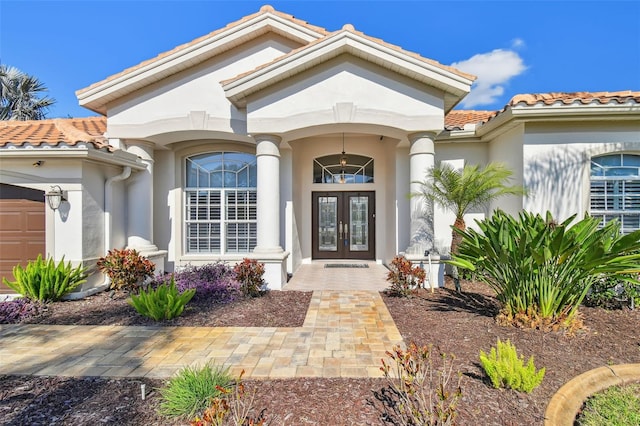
[1,0,639,118]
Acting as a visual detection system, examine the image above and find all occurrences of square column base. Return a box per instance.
[247,251,290,290]
[403,253,446,288]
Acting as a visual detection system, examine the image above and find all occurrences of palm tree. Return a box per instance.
[415,162,526,289]
[0,65,55,120]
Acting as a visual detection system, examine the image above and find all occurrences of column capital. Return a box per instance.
[253,134,282,144]
[408,131,438,143]
[254,134,282,157]
[408,131,437,156]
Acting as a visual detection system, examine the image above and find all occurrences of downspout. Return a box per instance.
[65,166,132,300]
[99,166,133,292]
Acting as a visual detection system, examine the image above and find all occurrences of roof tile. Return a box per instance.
[0,117,109,150]
[445,110,497,130]
[76,5,329,97]
[222,24,475,87]
[508,91,640,106]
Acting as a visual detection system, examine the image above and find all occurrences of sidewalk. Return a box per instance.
[0,290,402,379]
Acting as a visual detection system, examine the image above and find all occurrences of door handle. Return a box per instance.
[339,221,343,239]
[344,223,349,238]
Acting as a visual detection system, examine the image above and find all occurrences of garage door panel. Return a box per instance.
[0,238,24,254]
[26,212,46,231]
[0,185,46,293]
[0,211,22,230]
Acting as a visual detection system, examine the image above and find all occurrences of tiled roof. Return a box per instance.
[445,110,497,130]
[76,5,329,97]
[0,117,109,150]
[222,23,475,87]
[445,91,640,132]
[507,90,640,107]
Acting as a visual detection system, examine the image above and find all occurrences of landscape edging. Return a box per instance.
[544,363,640,425]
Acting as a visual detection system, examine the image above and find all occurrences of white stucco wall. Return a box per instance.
[247,56,445,136]
[106,35,301,141]
[522,121,640,222]
[488,124,525,216]
[0,156,135,292]
[289,133,398,264]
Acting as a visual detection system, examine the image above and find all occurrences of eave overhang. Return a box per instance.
[222,29,475,113]
[76,11,326,115]
[0,146,146,170]
[439,102,640,143]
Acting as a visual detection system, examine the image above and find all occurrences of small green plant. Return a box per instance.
[379,342,462,425]
[128,277,195,321]
[191,370,267,426]
[97,248,155,291]
[233,258,265,298]
[479,338,545,393]
[158,362,232,420]
[2,255,87,301]
[577,383,640,426]
[385,255,426,297]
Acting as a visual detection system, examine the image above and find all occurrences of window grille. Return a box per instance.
[590,153,640,233]
[185,152,257,253]
[313,154,374,184]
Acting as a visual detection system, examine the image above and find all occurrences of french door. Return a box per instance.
[312,191,375,260]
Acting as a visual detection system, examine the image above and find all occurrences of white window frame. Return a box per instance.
[184,152,257,254]
[590,153,640,233]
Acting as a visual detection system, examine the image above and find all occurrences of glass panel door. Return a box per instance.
[349,196,368,251]
[312,192,375,260]
[318,196,338,252]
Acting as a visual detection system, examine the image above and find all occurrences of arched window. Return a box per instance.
[185,152,257,254]
[313,154,374,184]
[590,153,640,233]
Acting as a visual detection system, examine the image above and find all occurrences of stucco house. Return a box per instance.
[1,5,639,296]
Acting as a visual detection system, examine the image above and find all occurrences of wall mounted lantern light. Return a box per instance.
[45,185,66,211]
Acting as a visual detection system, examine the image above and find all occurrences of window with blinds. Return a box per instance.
[185,152,257,254]
[590,153,640,233]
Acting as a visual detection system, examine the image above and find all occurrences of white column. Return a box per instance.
[254,134,283,254]
[125,141,158,253]
[407,132,436,256]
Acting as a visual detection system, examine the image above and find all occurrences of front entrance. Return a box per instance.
[312,191,375,260]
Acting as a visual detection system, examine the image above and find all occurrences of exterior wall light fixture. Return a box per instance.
[45,185,66,211]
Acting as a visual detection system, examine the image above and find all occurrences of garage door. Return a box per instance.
[0,184,46,294]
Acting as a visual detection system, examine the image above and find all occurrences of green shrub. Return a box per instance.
[380,342,462,425]
[479,339,545,393]
[385,255,427,297]
[158,362,232,420]
[577,383,640,426]
[97,248,155,291]
[233,258,265,297]
[585,273,640,310]
[448,211,640,329]
[128,278,195,321]
[2,255,87,301]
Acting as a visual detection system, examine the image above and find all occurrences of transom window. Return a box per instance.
[185,152,257,254]
[590,153,640,233]
[313,154,374,184]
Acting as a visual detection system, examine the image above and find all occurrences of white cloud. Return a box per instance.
[511,38,525,49]
[451,49,527,108]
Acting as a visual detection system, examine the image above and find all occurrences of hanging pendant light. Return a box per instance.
[340,133,348,168]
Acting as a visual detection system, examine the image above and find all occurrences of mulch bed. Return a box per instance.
[2,280,639,425]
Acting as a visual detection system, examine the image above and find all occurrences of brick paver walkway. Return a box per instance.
[0,287,402,379]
